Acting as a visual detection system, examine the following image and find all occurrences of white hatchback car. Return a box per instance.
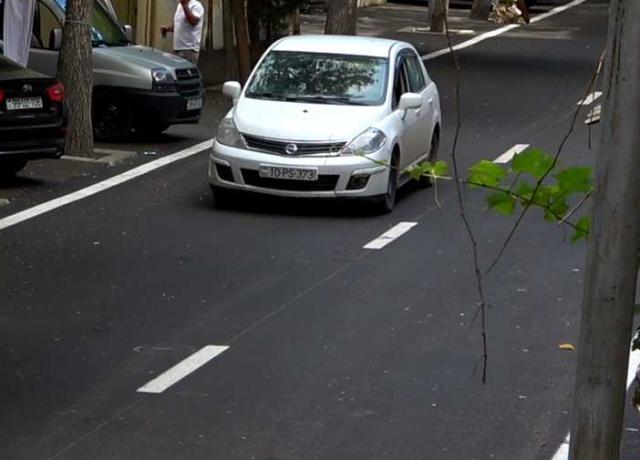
[209,35,441,213]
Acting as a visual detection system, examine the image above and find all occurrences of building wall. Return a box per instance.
[120,0,223,52]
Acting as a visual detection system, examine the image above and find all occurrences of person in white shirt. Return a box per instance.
[161,0,204,65]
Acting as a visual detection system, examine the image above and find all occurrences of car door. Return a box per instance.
[27,0,61,77]
[392,53,421,169]
[404,52,432,161]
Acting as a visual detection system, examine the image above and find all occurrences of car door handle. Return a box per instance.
[415,109,422,116]
[428,98,434,106]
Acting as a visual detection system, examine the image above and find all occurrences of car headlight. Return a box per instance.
[152,67,174,83]
[341,128,388,156]
[216,117,245,148]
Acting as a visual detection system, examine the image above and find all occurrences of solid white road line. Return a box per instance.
[549,347,640,460]
[577,91,602,106]
[493,144,530,164]
[0,140,213,232]
[137,345,229,394]
[363,222,418,250]
[421,0,589,61]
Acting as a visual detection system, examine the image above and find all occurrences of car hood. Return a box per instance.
[94,45,193,73]
[233,98,386,142]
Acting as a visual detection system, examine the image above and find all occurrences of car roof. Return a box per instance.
[271,35,407,58]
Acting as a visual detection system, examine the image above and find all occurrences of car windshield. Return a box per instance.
[245,51,389,106]
[53,0,129,47]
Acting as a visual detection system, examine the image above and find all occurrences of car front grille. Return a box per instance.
[175,68,202,98]
[241,169,339,191]
[243,134,345,156]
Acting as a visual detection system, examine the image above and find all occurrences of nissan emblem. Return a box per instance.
[285,143,299,155]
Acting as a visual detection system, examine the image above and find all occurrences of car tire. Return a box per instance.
[135,120,170,137]
[211,185,234,208]
[420,127,440,188]
[371,151,399,214]
[0,160,27,177]
[93,96,133,141]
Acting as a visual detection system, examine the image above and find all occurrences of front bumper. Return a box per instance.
[127,88,205,125]
[209,140,391,198]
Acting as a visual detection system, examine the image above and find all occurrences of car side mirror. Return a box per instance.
[399,93,422,112]
[222,81,242,103]
[123,24,133,42]
[49,28,63,51]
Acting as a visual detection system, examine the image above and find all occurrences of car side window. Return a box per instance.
[33,2,61,50]
[392,58,410,108]
[405,55,426,93]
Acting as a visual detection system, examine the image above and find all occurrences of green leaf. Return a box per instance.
[486,191,517,216]
[512,148,555,180]
[432,160,449,178]
[555,166,592,194]
[571,216,590,243]
[468,161,507,188]
[407,164,426,181]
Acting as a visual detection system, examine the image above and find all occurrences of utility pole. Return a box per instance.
[569,1,640,459]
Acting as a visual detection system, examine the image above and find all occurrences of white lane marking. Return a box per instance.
[0,140,213,232]
[137,345,229,394]
[363,222,418,250]
[577,91,602,106]
[421,0,588,61]
[549,347,640,460]
[493,144,530,164]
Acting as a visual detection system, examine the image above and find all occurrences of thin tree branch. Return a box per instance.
[442,13,489,384]
[558,189,593,226]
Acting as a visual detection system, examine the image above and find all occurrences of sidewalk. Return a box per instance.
[301,3,504,55]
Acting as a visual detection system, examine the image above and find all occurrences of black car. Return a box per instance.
[0,54,67,176]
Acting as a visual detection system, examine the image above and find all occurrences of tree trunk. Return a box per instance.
[325,0,358,35]
[430,0,448,33]
[57,0,94,157]
[469,0,491,20]
[292,7,301,35]
[222,0,238,81]
[230,0,251,82]
[569,1,640,459]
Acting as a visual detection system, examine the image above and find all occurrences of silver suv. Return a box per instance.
[1,0,205,140]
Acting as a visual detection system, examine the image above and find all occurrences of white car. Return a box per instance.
[209,35,441,213]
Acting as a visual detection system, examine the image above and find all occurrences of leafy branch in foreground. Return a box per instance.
[407,147,593,243]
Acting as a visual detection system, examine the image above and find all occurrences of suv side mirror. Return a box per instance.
[123,24,133,42]
[49,28,63,51]
[222,81,242,101]
[399,93,422,112]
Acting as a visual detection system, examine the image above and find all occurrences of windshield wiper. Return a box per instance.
[285,95,368,105]
[246,91,287,100]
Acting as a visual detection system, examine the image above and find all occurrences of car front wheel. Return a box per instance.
[371,152,399,214]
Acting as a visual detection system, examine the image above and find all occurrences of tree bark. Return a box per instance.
[430,0,448,33]
[222,0,238,81]
[569,1,640,459]
[325,0,358,35]
[469,0,491,20]
[57,0,94,157]
[292,7,301,35]
[230,0,252,82]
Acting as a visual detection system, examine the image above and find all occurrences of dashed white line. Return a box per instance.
[577,91,602,106]
[0,139,214,232]
[137,345,229,394]
[421,0,588,61]
[363,222,418,250]
[493,144,530,164]
[549,347,640,460]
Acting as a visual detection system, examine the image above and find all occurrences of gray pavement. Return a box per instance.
[2,1,639,459]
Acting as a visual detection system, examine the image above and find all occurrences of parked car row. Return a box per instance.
[0,0,205,176]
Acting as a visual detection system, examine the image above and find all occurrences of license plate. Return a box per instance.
[186,98,203,111]
[6,97,43,111]
[259,165,318,181]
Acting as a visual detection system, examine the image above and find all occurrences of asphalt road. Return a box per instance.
[2,1,637,459]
